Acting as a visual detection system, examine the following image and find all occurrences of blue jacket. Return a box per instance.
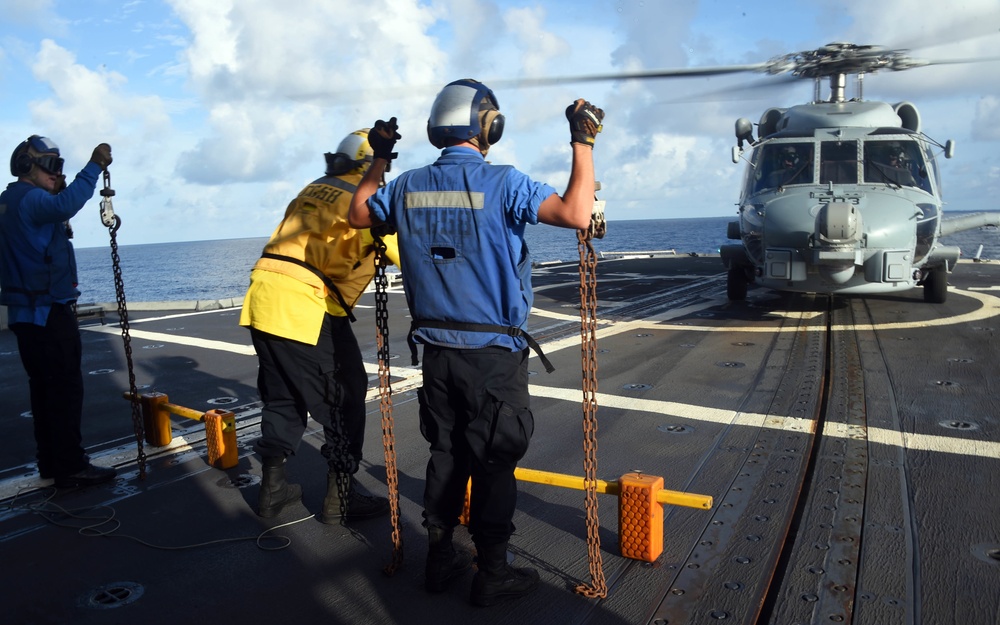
[368,147,555,351]
[0,162,101,317]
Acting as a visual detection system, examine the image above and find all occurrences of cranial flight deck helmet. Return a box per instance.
[779,145,800,167]
[325,129,374,176]
[426,79,505,153]
[10,135,63,177]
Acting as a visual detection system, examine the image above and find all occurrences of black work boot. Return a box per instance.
[470,542,540,607]
[320,472,389,523]
[257,456,302,518]
[425,526,473,593]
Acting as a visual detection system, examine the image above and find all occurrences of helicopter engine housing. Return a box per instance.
[893,102,921,132]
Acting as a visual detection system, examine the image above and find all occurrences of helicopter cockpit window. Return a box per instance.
[752,143,814,193]
[863,140,930,191]
[819,141,859,185]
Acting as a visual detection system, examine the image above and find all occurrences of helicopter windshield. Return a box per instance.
[819,141,859,185]
[751,142,814,193]
[863,139,931,192]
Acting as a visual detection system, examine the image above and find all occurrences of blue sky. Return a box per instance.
[2,0,998,249]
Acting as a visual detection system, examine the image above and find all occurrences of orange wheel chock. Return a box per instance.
[140,391,173,447]
[204,409,238,470]
[618,472,664,562]
[456,468,712,562]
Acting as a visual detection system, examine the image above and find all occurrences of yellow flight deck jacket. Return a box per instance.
[239,171,400,345]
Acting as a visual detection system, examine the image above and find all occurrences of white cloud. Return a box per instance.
[28,40,171,163]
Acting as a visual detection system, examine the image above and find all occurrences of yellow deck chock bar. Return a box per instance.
[461,467,713,563]
[123,391,238,470]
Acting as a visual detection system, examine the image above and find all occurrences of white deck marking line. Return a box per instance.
[83,325,258,355]
[81,324,422,378]
[528,384,1000,460]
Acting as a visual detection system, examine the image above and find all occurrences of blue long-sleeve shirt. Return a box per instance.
[0,161,101,325]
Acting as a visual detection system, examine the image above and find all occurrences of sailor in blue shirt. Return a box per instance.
[0,135,116,488]
[350,79,604,606]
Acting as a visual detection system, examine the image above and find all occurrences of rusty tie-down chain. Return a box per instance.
[99,170,147,479]
[374,238,404,575]
[574,189,607,598]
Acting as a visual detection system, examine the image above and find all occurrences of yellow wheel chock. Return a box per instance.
[125,391,239,470]
[459,467,712,562]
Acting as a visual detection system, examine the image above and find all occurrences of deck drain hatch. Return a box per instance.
[218,474,260,489]
[972,544,1000,566]
[83,582,144,609]
[207,396,239,405]
[939,420,979,431]
[623,384,652,391]
[658,424,693,434]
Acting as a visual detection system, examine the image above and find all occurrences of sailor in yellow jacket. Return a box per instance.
[240,129,400,522]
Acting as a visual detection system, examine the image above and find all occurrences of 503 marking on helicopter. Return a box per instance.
[720,42,1000,303]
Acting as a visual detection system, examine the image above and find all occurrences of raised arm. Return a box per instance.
[348,118,400,229]
[537,100,604,230]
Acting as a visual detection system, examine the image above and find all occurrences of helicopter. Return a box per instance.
[495,41,1000,303]
[719,42,1000,303]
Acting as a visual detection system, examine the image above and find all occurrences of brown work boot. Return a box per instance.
[425,526,473,593]
[320,472,389,523]
[470,542,539,607]
[257,456,302,518]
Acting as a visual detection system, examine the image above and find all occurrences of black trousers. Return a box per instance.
[419,345,534,547]
[250,313,368,474]
[11,303,89,478]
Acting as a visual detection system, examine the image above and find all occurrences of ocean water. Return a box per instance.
[73,214,1000,304]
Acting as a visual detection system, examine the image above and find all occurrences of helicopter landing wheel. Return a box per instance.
[727,267,748,301]
[923,267,948,303]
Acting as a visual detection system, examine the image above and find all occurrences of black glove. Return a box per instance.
[371,221,396,238]
[369,118,400,162]
[90,143,112,170]
[565,100,604,147]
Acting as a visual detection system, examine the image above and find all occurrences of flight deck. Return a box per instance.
[1,254,998,624]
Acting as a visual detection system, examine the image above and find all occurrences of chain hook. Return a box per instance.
[99,169,119,230]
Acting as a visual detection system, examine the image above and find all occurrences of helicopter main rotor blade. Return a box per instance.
[650,74,803,105]
[911,55,1000,68]
[487,64,770,89]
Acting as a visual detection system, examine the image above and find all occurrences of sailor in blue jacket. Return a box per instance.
[0,135,116,488]
[349,79,604,606]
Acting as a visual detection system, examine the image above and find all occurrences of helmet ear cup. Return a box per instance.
[11,139,33,177]
[479,109,504,147]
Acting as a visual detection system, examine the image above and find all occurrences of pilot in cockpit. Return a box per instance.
[868,142,917,187]
[764,145,810,188]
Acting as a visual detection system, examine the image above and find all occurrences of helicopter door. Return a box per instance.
[819,141,859,184]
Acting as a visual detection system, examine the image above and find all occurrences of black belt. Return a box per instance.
[407,319,554,373]
[260,252,356,322]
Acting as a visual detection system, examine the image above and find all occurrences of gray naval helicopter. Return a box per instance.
[720,42,999,303]
[499,41,999,303]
